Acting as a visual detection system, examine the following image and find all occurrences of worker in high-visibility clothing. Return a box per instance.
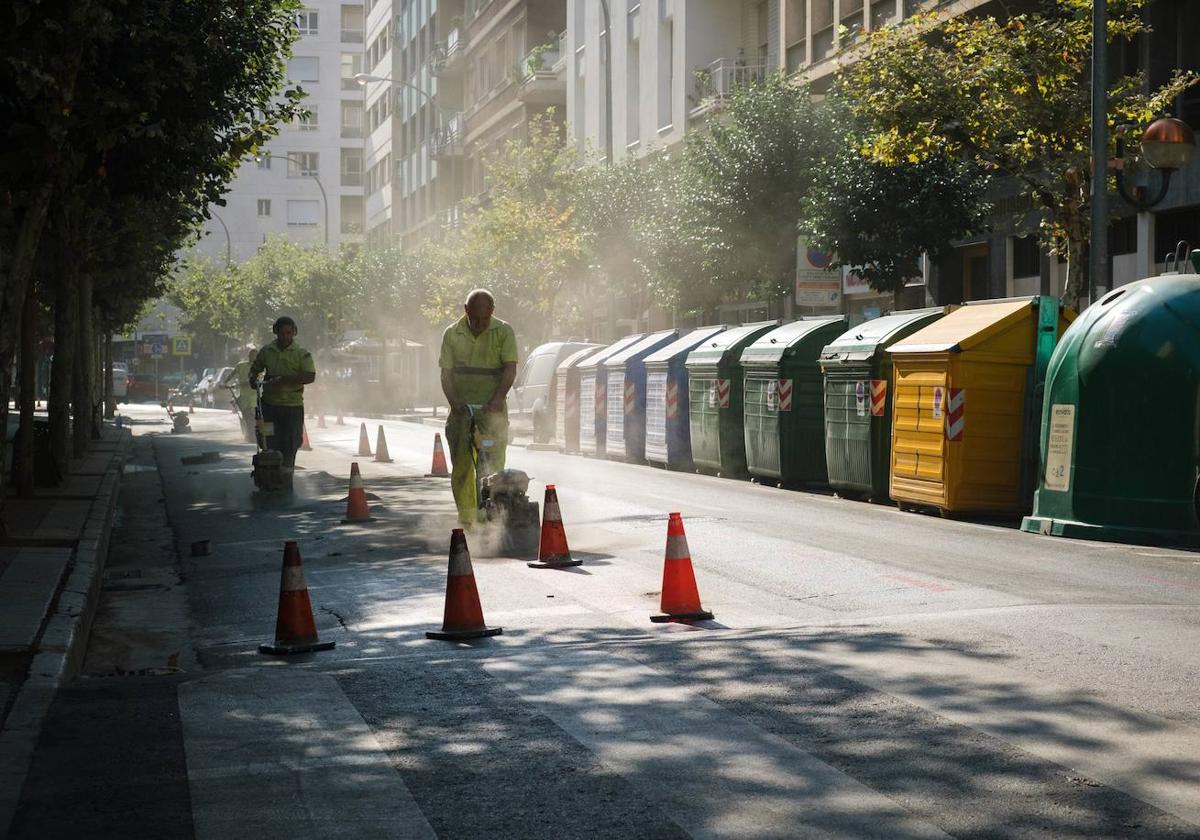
[438,289,518,525]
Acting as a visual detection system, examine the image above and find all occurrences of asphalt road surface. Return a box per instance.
[10,403,1200,839]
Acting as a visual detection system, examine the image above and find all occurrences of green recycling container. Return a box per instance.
[684,321,779,477]
[1022,273,1200,548]
[741,316,847,486]
[819,308,948,501]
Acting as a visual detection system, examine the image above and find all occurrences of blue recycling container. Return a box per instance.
[575,334,644,457]
[603,329,680,462]
[644,325,727,469]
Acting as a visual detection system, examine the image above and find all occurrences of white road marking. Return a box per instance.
[179,669,435,839]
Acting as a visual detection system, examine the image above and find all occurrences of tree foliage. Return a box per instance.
[837,0,1198,303]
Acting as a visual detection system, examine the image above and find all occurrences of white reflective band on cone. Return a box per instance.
[282,565,308,592]
[448,547,474,577]
[544,500,561,521]
[665,534,690,560]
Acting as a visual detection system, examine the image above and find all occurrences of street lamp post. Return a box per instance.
[354,72,434,105]
[210,211,233,265]
[1089,1,1107,304]
[257,153,330,251]
[598,0,614,164]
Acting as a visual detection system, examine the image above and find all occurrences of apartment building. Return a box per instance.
[782,0,1200,310]
[194,0,368,263]
[566,0,775,163]
[363,0,567,250]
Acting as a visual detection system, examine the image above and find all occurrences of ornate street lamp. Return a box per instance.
[1116,116,1197,210]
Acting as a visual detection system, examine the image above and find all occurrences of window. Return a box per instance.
[341,4,364,43]
[296,9,318,35]
[340,195,364,234]
[341,101,363,137]
[658,19,673,130]
[256,156,271,170]
[341,147,364,186]
[286,200,321,226]
[341,53,363,90]
[257,199,271,217]
[287,152,319,177]
[287,57,320,83]
[297,105,319,131]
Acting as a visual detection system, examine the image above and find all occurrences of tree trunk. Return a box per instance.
[49,271,77,475]
[0,181,56,529]
[72,272,94,457]
[15,281,39,498]
[103,332,114,419]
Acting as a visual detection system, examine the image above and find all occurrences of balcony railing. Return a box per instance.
[340,28,364,43]
[431,112,465,156]
[440,203,466,231]
[341,172,364,187]
[690,57,766,117]
[340,125,364,138]
[519,43,561,80]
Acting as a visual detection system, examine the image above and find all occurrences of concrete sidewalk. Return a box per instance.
[0,422,129,836]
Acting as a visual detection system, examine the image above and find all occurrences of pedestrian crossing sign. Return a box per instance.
[172,337,192,356]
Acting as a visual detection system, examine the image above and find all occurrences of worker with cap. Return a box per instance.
[438,289,518,525]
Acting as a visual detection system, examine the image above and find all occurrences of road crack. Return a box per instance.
[319,605,350,631]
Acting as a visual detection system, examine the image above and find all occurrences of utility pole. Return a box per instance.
[1089,0,1108,304]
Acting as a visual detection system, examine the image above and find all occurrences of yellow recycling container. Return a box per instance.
[888,296,1075,516]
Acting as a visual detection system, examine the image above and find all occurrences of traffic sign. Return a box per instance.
[172,336,192,356]
[151,342,165,356]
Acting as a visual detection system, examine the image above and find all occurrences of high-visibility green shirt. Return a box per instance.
[232,360,257,410]
[249,340,316,407]
[438,315,518,406]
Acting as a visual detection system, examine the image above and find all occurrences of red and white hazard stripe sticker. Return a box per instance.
[595,383,607,414]
[624,381,636,414]
[778,379,793,412]
[945,388,965,441]
[716,378,731,409]
[666,382,679,420]
[870,379,887,417]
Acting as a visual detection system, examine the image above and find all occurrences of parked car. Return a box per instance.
[192,368,218,405]
[125,370,194,403]
[508,341,600,442]
[201,366,236,407]
[111,362,128,401]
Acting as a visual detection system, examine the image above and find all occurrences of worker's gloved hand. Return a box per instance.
[483,397,504,413]
[263,375,284,386]
[450,400,468,415]
[248,377,259,390]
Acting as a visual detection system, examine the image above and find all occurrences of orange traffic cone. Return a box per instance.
[374,425,393,463]
[426,433,450,478]
[341,462,375,524]
[317,413,327,429]
[528,485,581,569]
[258,541,336,655]
[301,425,313,451]
[426,529,502,640]
[357,422,373,457]
[650,513,714,623]
[336,411,345,426]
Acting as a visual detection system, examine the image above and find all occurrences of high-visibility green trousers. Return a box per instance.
[445,410,509,525]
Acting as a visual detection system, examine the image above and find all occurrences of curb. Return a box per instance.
[0,429,128,837]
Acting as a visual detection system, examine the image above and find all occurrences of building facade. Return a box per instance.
[195,0,367,263]
[363,0,567,250]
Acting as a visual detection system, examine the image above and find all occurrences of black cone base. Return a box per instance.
[650,609,714,623]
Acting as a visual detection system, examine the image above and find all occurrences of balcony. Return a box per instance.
[440,203,466,232]
[341,171,364,187]
[431,112,466,158]
[430,27,467,76]
[553,30,568,74]
[688,57,766,120]
[517,43,566,104]
[340,124,364,139]
[340,28,364,43]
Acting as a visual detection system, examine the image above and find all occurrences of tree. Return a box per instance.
[837,0,1198,305]
[680,74,834,308]
[436,113,586,341]
[800,98,992,300]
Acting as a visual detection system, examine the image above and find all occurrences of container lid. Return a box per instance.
[644,325,727,365]
[556,345,603,374]
[685,320,780,367]
[819,307,948,364]
[740,316,847,365]
[575,333,645,370]
[604,329,679,367]
[889,297,1039,355]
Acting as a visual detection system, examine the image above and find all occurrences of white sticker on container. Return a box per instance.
[932,386,944,419]
[1044,404,1075,492]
